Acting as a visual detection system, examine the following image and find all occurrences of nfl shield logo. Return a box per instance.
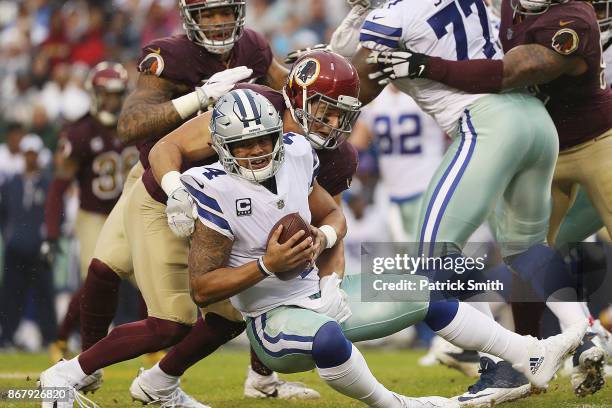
[277,200,285,209]
[506,28,513,40]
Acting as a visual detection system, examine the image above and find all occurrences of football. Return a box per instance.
[266,212,314,281]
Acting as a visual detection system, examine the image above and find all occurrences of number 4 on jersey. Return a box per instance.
[202,167,226,180]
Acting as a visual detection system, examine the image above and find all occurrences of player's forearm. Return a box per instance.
[423,44,584,93]
[117,99,182,144]
[423,57,504,93]
[190,262,264,307]
[149,140,184,185]
[317,239,346,279]
[353,48,385,105]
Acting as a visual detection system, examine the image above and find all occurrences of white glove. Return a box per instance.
[166,187,197,238]
[195,66,253,109]
[329,4,370,58]
[313,273,352,324]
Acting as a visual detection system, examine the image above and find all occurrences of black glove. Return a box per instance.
[366,50,431,84]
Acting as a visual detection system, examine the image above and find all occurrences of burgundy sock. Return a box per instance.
[80,259,121,351]
[78,317,190,374]
[56,286,84,341]
[159,313,246,377]
[251,346,273,376]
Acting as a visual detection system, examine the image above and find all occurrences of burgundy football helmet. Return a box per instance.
[179,0,246,54]
[85,61,128,126]
[283,50,361,149]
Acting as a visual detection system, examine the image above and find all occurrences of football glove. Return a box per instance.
[284,44,330,64]
[196,66,253,109]
[366,50,430,85]
[166,187,197,238]
[312,273,352,324]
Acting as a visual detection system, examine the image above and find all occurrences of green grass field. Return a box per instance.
[0,348,610,408]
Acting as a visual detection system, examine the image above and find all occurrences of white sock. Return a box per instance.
[64,357,87,381]
[466,300,502,363]
[317,345,402,408]
[546,290,588,331]
[141,363,179,389]
[436,302,529,366]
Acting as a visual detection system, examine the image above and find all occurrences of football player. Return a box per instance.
[44,62,138,363]
[129,50,360,404]
[306,0,603,405]
[68,0,310,404]
[180,89,585,408]
[349,84,446,241]
[364,0,611,399]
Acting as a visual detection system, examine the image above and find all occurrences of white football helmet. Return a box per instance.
[210,89,284,183]
[179,0,245,54]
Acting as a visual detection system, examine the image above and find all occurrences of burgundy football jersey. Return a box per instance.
[143,83,358,203]
[136,29,273,170]
[137,30,274,202]
[500,0,612,149]
[59,114,139,214]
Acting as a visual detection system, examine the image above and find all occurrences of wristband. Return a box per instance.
[257,256,274,277]
[319,225,337,249]
[171,90,201,119]
[161,171,183,196]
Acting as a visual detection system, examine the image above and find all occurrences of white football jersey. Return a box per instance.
[359,86,445,199]
[181,133,321,317]
[360,0,502,134]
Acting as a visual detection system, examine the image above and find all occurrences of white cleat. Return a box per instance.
[38,360,99,408]
[516,321,587,390]
[452,357,531,407]
[129,367,211,408]
[571,336,607,397]
[396,393,460,408]
[590,319,612,359]
[80,369,103,394]
[243,366,320,399]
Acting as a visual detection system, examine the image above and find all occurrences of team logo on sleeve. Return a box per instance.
[236,198,252,216]
[138,52,165,77]
[291,58,320,87]
[551,29,579,55]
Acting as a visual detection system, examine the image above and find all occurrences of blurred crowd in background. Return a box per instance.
[0,0,383,352]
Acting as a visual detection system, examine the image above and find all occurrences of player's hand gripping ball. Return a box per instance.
[265,213,315,281]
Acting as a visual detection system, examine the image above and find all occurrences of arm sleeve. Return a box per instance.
[181,173,234,240]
